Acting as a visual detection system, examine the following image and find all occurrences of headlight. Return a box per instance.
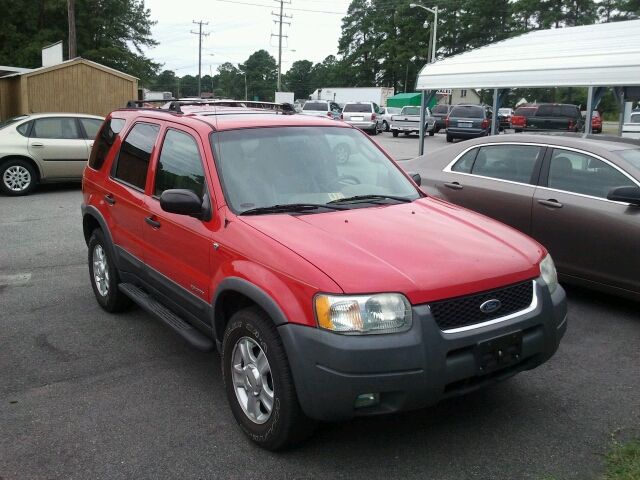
[314,293,412,334]
[540,253,558,294]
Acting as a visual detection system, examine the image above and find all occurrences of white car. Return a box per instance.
[379,107,402,132]
[340,101,383,135]
[0,113,104,196]
[299,100,341,120]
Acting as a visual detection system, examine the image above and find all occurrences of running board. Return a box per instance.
[119,283,215,352]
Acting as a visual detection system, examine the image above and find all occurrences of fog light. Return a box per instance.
[354,393,380,409]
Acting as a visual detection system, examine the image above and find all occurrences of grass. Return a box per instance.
[604,435,640,480]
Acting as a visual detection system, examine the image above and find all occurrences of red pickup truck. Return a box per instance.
[510,106,537,132]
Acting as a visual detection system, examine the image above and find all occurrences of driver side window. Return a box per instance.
[154,129,206,198]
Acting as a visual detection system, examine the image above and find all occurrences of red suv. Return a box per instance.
[81,102,567,450]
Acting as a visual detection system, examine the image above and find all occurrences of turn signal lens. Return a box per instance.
[314,293,412,334]
[540,253,558,294]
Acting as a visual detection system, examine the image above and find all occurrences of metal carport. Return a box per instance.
[414,19,640,155]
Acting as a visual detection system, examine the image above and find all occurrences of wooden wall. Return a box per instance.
[0,60,137,120]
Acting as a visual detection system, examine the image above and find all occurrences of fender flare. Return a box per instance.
[212,276,289,340]
[81,203,120,270]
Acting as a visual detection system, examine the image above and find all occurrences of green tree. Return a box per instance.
[239,50,277,101]
[216,62,243,99]
[0,0,160,84]
[283,60,314,100]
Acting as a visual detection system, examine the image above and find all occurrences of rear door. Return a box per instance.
[142,123,213,315]
[531,147,639,291]
[28,117,89,178]
[435,143,545,234]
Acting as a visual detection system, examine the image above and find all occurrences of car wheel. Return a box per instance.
[392,131,398,137]
[332,143,351,165]
[0,158,37,196]
[403,132,410,136]
[383,120,389,132]
[446,134,453,143]
[434,127,440,133]
[88,228,132,313]
[369,127,377,136]
[222,306,315,450]
[428,129,435,136]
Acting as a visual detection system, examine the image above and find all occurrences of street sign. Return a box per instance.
[436,89,452,95]
[254,96,259,101]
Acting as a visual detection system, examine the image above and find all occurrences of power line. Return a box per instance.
[212,0,346,14]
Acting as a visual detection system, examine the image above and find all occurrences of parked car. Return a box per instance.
[340,101,383,135]
[445,104,494,142]
[622,110,640,139]
[581,110,602,133]
[404,133,640,300]
[300,100,341,119]
[81,104,566,450]
[525,103,584,132]
[0,113,105,196]
[431,104,453,133]
[511,106,538,133]
[498,108,515,129]
[389,106,436,137]
[379,106,402,131]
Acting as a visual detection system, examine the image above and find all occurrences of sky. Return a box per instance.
[139,0,353,78]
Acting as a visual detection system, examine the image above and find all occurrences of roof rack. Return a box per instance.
[123,99,297,115]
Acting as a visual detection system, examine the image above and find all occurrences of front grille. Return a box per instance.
[429,280,534,331]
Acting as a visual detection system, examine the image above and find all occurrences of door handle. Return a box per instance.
[30,142,44,148]
[537,199,563,208]
[444,182,463,190]
[145,216,161,228]
[104,194,115,205]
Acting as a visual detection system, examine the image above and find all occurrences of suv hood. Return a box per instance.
[240,198,543,304]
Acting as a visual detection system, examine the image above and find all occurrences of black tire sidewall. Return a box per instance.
[0,159,37,196]
[221,308,298,450]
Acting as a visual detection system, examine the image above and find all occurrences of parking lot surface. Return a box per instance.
[1,130,639,479]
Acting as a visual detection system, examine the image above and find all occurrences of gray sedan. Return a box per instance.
[404,134,640,300]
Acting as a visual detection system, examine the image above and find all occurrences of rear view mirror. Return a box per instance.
[607,186,640,206]
[160,189,203,215]
[407,172,422,186]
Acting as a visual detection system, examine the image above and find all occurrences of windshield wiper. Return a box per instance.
[239,203,348,216]
[327,194,413,205]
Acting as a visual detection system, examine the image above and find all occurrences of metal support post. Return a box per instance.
[584,86,594,135]
[418,90,437,156]
[491,89,499,136]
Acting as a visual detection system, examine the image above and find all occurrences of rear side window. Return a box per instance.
[514,108,536,117]
[88,118,125,171]
[16,121,32,137]
[80,118,104,139]
[449,106,483,118]
[303,102,328,111]
[32,117,80,139]
[451,149,477,173]
[112,122,159,190]
[154,129,206,198]
[471,145,542,184]
[343,104,372,113]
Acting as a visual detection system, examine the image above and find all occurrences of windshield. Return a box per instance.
[386,108,401,115]
[630,113,640,124]
[450,106,483,118]
[514,108,536,117]
[401,107,420,115]
[0,115,30,130]
[303,102,328,111]
[615,149,640,170]
[498,109,511,115]
[211,126,420,214]
[343,104,372,113]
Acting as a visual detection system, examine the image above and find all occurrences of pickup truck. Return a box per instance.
[524,103,584,132]
[390,106,436,137]
[622,111,640,139]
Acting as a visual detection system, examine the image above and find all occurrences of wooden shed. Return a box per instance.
[0,58,138,121]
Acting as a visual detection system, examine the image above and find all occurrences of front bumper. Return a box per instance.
[279,278,566,421]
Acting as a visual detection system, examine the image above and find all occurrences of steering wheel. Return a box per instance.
[326,175,361,190]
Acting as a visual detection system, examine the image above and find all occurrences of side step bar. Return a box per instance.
[119,283,215,352]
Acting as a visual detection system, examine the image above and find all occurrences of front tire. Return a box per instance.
[383,120,389,132]
[88,228,131,312]
[392,131,398,137]
[0,159,37,196]
[222,307,315,450]
[428,130,435,136]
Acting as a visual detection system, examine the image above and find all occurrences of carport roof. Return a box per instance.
[416,19,640,90]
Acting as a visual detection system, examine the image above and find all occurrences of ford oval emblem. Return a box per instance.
[480,299,501,314]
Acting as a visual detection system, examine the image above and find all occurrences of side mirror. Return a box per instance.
[407,172,422,186]
[607,186,640,206]
[160,189,202,215]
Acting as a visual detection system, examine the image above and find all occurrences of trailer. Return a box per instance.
[308,87,394,106]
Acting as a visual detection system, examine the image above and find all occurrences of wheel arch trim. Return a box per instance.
[0,155,43,181]
[81,204,120,270]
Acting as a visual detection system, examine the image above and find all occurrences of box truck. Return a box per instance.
[308,87,394,106]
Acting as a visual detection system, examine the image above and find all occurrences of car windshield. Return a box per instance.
[0,115,30,130]
[343,104,372,113]
[614,149,640,169]
[450,106,483,118]
[498,109,511,115]
[630,113,640,124]
[386,108,402,115]
[303,102,328,111]
[211,126,420,214]
[402,107,420,115]
[514,108,536,117]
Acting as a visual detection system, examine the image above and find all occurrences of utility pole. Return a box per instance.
[271,0,291,92]
[191,20,209,97]
[68,0,76,59]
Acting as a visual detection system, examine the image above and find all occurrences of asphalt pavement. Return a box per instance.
[1,134,639,479]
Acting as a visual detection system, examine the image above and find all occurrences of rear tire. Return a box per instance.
[88,228,132,312]
[383,120,389,132]
[446,134,453,143]
[369,127,377,136]
[428,130,435,137]
[222,307,316,450]
[0,158,37,196]
[392,131,398,137]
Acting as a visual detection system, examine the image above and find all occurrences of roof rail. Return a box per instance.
[123,99,297,115]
